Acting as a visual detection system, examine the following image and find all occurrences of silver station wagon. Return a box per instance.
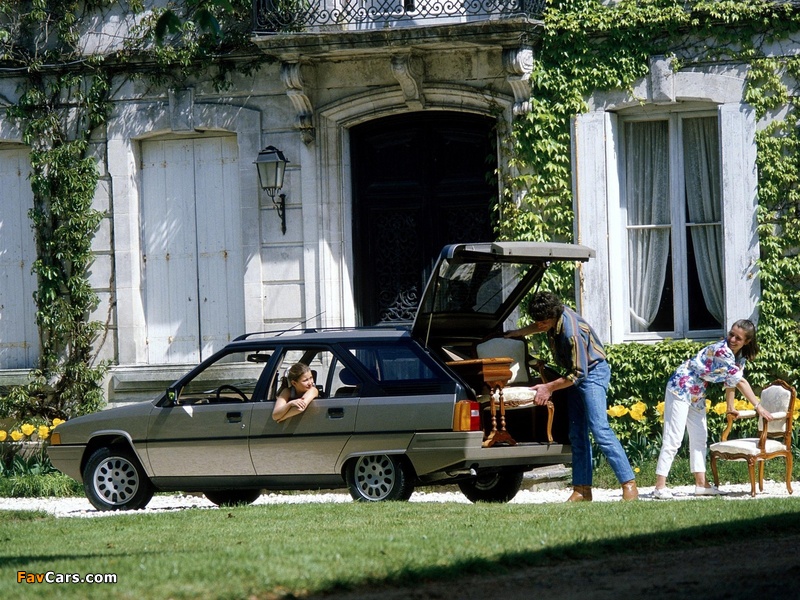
[48,242,594,510]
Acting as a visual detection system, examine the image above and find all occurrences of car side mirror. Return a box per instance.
[161,388,177,407]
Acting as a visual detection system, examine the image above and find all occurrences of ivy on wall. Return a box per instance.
[498,0,800,408]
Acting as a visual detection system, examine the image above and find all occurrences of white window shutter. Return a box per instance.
[0,149,38,368]
[141,137,245,365]
[572,111,618,343]
[719,103,760,327]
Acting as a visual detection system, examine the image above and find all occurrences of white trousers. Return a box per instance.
[656,390,708,476]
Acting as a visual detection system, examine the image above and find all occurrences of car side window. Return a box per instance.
[330,361,361,397]
[343,343,438,382]
[175,350,271,405]
[270,348,335,400]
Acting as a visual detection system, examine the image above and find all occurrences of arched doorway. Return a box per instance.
[350,111,498,326]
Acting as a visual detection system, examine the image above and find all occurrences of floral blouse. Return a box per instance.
[666,339,745,409]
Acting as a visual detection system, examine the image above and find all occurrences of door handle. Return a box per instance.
[226,412,242,423]
[327,407,345,419]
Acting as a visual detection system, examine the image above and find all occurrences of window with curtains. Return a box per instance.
[621,113,724,338]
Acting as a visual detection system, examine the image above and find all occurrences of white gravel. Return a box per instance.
[0,480,793,518]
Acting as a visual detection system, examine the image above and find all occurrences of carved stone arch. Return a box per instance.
[107,100,262,365]
[314,85,512,328]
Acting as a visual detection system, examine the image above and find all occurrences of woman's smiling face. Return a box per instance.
[727,325,750,355]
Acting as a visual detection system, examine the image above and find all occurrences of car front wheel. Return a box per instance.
[204,489,262,507]
[458,471,524,503]
[346,454,414,502]
[83,447,154,511]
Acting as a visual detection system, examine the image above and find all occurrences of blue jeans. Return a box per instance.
[565,360,635,486]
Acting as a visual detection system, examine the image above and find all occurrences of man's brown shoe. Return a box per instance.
[621,480,639,501]
[566,485,592,502]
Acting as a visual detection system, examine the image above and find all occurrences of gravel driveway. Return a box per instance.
[0,480,792,518]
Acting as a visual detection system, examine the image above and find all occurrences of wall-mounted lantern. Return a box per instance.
[255,145,289,234]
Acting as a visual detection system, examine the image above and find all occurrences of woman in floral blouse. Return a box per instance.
[652,319,772,499]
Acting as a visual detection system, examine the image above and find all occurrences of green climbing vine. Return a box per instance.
[498,0,800,410]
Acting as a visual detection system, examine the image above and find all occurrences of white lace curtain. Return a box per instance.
[625,120,671,332]
[683,117,724,325]
[625,116,724,333]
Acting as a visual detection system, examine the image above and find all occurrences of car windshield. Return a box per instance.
[176,351,271,404]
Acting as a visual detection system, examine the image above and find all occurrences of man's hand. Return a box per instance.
[531,383,551,405]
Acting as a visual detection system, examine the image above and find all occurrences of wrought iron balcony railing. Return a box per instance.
[253,0,546,34]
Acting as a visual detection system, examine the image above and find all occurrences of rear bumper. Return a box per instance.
[405,431,571,476]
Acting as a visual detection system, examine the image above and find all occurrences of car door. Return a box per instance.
[146,402,255,477]
[249,348,358,475]
[145,349,270,477]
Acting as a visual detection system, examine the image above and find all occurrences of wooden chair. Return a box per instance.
[709,379,796,497]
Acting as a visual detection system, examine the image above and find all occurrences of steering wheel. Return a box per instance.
[215,384,249,402]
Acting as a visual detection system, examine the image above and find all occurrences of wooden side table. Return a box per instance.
[446,357,516,447]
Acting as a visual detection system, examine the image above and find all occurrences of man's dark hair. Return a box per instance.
[527,291,564,322]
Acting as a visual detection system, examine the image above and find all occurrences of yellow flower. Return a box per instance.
[712,402,727,415]
[37,425,50,440]
[705,399,712,412]
[607,405,629,418]
[734,399,750,411]
[51,418,65,428]
[0,430,6,442]
[656,401,665,415]
[10,430,23,442]
[634,467,640,473]
[629,401,647,421]
[20,423,36,436]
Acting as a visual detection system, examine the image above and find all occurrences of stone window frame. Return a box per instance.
[572,57,760,344]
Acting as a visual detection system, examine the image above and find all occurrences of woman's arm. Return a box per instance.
[272,387,319,423]
[736,378,774,421]
[724,386,738,417]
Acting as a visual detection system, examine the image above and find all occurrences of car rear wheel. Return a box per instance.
[204,489,262,507]
[83,447,154,511]
[458,471,524,503]
[346,454,414,502]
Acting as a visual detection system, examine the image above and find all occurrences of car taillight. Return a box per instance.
[453,400,481,432]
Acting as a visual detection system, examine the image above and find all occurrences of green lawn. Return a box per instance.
[3,496,800,599]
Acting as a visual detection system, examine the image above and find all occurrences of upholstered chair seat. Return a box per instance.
[709,380,796,497]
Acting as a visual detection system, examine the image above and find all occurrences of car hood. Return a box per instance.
[53,400,156,445]
[411,242,595,353]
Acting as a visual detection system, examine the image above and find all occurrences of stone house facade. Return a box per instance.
[0,1,792,404]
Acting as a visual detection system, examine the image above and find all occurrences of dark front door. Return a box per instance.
[350,112,497,325]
